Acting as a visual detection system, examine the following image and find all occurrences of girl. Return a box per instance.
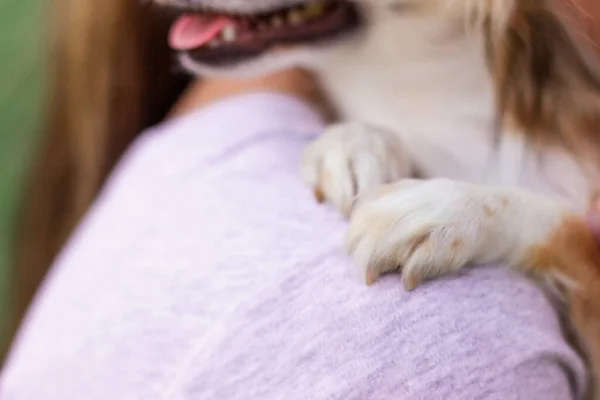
[2,0,599,398]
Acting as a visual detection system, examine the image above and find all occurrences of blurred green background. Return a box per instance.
[0,0,45,349]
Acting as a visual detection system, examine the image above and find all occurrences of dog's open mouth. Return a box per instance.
[168,1,362,66]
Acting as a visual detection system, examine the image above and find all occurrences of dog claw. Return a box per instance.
[365,270,379,286]
[402,273,421,292]
[314,187,325,203]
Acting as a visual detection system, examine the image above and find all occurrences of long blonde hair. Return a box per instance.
[9,0,189,348]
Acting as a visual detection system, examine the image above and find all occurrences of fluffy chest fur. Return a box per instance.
[313,7,591,211]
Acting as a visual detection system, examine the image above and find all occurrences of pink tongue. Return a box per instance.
[169,15,234,50]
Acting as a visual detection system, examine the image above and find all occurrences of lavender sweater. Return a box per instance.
[0,93,586,399]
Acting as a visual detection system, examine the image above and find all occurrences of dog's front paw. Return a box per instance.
[346,179,508,290]
[301,122,413,217]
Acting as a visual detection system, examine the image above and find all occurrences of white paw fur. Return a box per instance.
[346,178,568,291]
[301,122,414,217]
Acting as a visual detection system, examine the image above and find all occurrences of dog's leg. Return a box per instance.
[346,178,600,398]
[301,122,415,217]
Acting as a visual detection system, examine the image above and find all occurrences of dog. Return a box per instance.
[159,0,600,397]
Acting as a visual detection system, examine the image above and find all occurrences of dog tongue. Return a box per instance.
[169,14,234,50]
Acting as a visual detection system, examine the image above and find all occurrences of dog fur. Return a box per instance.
[160,0,600,397]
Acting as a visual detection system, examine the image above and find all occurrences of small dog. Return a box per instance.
[161,0,600,397]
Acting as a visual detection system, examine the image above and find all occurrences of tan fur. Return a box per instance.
[524,216,600,399]
[482,1,600,169]
[482,6,600,394]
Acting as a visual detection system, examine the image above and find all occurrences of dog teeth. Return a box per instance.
[288,9,304,25]
[221,25,237,42]
[224,2,325,36]
[304,2,325,18]
[271,15,284,28]
[208,39,221,48]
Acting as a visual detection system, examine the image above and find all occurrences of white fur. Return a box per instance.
[309,3,591,210]
[301,122,413,216]
[166,0,594,287]
[346,178,567,290]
